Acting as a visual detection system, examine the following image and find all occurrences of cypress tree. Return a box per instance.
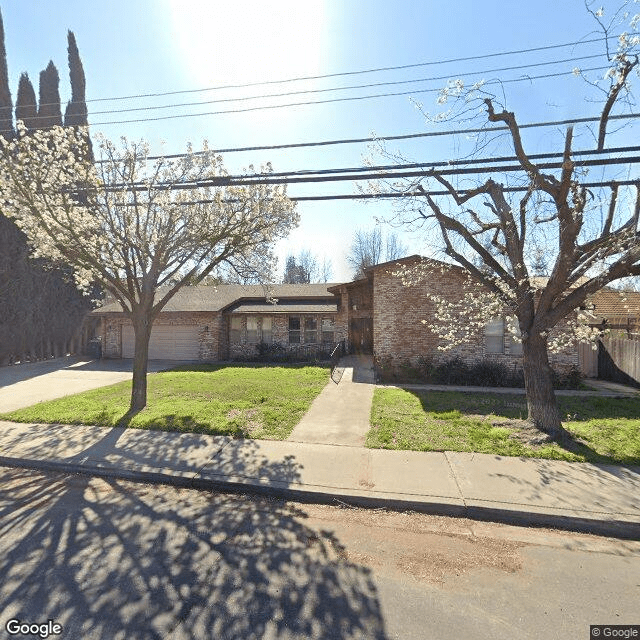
[0,8,13,140]
[64,31,88,127]
[38,60,62,129]
[15,73,38,130]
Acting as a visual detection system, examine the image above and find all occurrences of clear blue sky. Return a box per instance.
[2,1,637,280]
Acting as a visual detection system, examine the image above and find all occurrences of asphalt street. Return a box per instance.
[0,467,638,640]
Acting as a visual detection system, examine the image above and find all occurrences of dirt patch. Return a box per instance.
[226,408,264,435]
[302,505,526,585]
[396,536,523,584]
[489,417,555,447]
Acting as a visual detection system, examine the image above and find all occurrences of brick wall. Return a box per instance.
[101,312,221,359]
[372,262,579,374]
[100,309,342,361]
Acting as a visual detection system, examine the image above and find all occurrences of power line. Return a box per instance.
[292,179,640,201]
[94,111,640,161]
[187,145,640,180]
[87,65,610,128]
[107,178,638,205]
[76,54,601,118]
[80,34,616,104]
[99,155,640,192]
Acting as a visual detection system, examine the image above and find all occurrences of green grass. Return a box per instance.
[1,363,330,440]
[367,388,640,465]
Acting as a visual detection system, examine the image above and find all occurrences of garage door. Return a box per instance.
[122,324,200,360]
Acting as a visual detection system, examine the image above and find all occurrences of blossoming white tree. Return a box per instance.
[0,125,298,414]
[370,4,640,436]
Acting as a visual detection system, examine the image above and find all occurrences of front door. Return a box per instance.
[350,318,373,354]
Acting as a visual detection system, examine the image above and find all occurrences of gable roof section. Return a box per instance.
[92,283,342,315]
[590,288,640,318]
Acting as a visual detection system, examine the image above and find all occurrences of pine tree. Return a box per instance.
[64,31,88,127]
[15,73,38,130]
[38,60,62,129]
[0,8,13,140]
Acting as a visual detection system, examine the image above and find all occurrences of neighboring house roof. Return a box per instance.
[92,283,342,315]
[589,288,640,319]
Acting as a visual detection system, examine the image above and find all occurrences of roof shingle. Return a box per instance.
[92,283,342,314]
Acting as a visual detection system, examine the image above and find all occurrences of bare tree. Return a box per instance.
[282,249,333,283]
[347,227,408,279]
[370,6,640,436]
[0,127,298,414]
[319,255,333,282]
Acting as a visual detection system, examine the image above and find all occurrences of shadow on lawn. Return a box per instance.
[405,388,640,467]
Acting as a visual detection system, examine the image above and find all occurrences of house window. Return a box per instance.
[321,317,335,344]
[485,318,504,354]
[509,321,523,356]
[230,316,242,343]
[262,317,273,344]
[289,317,300,343]
[247,317,258,343]
[304,317,317,343]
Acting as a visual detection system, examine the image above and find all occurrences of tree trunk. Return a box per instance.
[129,314,152,413]
[522,332,563,437]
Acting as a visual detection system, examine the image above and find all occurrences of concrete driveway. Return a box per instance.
[0,357,186,412]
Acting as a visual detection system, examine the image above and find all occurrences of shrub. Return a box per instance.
[375,355,583,389]
[552,365,584,390]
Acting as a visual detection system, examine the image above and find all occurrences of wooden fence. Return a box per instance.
[597,336,640,387]
[578,341,598,378]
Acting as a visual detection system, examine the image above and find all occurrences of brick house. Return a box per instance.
[93,283,345,361]
[92,255,594,373]
[331,255,583,375]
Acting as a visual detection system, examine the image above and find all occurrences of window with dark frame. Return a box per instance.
[288,316,300,343]
[321,317,335,344]
[304,317,318,343]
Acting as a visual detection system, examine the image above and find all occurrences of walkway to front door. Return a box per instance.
[287,355,375,446]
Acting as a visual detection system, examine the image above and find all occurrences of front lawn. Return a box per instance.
[1,364,330,440]
[367,388,640,465]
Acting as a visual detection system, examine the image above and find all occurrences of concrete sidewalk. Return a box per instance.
[1,420,638,539]
[288,355,375,446]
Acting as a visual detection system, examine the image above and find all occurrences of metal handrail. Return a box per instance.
[330,339,346,383]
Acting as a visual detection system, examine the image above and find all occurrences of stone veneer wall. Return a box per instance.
[372,265,579,373]
[227,313,343,360]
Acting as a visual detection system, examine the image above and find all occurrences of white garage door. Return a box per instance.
[122,324,200,360]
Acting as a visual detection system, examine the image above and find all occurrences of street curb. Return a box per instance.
[2,455,639,541]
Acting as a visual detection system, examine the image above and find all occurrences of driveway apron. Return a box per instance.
[0,358,185,412]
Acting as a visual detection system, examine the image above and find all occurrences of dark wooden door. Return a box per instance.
[350,318,373,354]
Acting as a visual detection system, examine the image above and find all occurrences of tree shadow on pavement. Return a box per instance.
[0,443,389,639]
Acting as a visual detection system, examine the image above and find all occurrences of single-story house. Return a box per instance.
[93,283,346,361]
[93,255,630,375]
